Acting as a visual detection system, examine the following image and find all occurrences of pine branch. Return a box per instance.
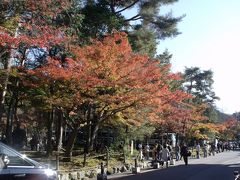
[116,0,140,14]
[124,14,142,22]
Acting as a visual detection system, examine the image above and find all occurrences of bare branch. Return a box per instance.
[99,102,137,122]
[124,14,143,22]
[116,0,140,14]
[124,14,142,22]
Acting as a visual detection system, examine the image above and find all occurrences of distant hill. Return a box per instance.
[213,108,231,123]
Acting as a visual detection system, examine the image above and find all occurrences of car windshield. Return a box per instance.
[0,142,42,167]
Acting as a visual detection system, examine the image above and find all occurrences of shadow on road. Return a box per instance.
[112,162,240,180]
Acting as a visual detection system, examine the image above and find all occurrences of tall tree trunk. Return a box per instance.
[0,59,12,131]
[90,122,100,151]
[5,96,15,145]
[85,106,92,154]
[56,110,63,153]
[0,22,21,127]
[46,111,54,157]
[6,78,21,146]
[65,125,78,161]
[85,121,91,154]
[0,94,6,129]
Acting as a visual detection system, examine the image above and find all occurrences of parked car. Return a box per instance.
[0,142,57,180]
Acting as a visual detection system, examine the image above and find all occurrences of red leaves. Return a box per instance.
[223,117,238,128]
[25,31,192,126]
[0,0,197,128]
[68,34,194,124]
[0,26,65,54]
[26,0,71,17]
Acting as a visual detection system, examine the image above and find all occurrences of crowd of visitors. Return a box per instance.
[137,141,191,166]
[136,139,238,167]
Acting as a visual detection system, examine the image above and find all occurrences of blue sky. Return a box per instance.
[158,0,240,114]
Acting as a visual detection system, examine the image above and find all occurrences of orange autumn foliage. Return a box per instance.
[222,117,238,129]
[26,32,192,127]
[0,0,197,130]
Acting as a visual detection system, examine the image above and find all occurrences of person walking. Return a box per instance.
[175,143,181,161]
[156,143,162,160]
[196,143,201,159]
[180,143,189,165]
[203,143,208,157]
[30,133,39,151]
[161,144,170,167]
[152,143,158,161]
[210,143,216,156]
[144,144,150,160]
[138,143,143,160]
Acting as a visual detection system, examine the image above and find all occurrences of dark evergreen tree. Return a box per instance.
[78,0,183,57]
[183,67,219,104]
[182,67,220,122]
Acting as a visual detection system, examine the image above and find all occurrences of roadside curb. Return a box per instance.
[107,160,185,179]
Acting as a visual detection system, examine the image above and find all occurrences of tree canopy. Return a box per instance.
[0,0,235,158]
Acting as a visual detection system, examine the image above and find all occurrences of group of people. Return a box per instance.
[136,139,238,167]
[137,143,150,160]
[195,141,236,158]
[137,141,191,166]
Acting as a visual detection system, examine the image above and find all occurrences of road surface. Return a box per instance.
[109,150,240,180]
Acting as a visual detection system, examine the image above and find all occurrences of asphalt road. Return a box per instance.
[108,150,240,180]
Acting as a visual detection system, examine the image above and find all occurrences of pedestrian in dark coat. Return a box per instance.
[180,144,189,165]
[12,122,27,150]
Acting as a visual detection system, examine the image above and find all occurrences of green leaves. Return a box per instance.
[71,0,182,57]
[80,4,125,42]
[183,67,219,104]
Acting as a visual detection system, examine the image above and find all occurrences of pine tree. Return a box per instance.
[183,67,220,122]
[76,0,184,57]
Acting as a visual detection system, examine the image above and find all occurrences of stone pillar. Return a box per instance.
[130,140,134,155]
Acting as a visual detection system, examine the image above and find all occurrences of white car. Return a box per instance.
[0,142,57,180]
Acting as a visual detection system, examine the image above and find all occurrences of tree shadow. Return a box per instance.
[111,161,240,180]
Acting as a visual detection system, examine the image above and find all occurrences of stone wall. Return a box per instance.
[58,161,151,180]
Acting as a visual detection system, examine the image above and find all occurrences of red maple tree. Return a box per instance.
[24,32,195,155]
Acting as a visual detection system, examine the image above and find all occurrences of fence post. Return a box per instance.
[97,162,107,180]
[105,146,109,171]
[56,154,59,171]
[101,162,104,174]
[135,158,137,168]
[132,157,140,174]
